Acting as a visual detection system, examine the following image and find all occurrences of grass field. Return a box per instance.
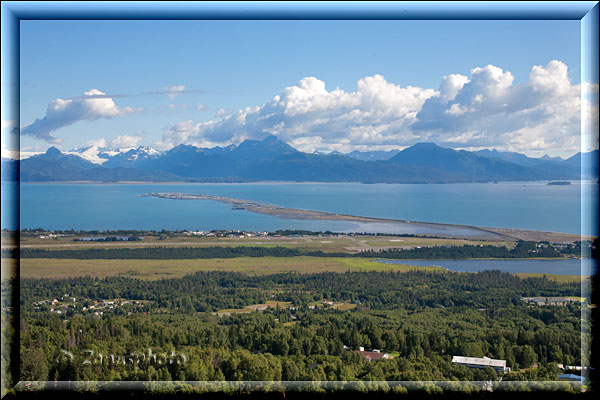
[16,234,509,253]
[18,256,446,280]
[215,301,293,315]
[13,256,585,282]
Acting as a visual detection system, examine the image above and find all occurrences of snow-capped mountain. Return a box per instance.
[101,146,162,168]
[64,146,162,166]
[64,146,115,165]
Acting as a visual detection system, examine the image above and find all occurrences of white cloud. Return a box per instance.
[196,103,207,112]
[160,75,437,150]
[215,108,229,117]
[87,138,107,148]
[414,60,583,155]
[110,132,144,149]
[156,61,587,156]
[21,89,143,144]
[444,103,471,116]
[439,74,470,101]
[529,60,570,94]
[166,85,185,99]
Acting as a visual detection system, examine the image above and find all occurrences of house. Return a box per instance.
[451,356,510,373]
[356,350,393,362]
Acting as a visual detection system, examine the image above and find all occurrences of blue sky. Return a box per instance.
[8,19,594,158]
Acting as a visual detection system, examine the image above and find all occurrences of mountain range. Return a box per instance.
[2,135,597,183]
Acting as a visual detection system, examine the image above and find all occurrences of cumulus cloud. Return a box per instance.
[414,60,584,155]
[160,75,437,151]
[157,61,587,156]
[111,131,144,148]
[215,108,230,117]
[21,89,143,144]
[87,138,107,148]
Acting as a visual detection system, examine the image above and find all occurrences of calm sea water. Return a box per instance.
[2,181,597,235]
[374,258,591,275]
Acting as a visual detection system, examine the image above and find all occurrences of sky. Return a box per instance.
[4,19,597,159]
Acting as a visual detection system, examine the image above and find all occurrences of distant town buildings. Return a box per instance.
[520,297,581,306]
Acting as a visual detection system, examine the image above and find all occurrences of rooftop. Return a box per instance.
[452,356,506,368]
[356,350,393,361]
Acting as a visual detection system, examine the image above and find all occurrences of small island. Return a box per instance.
[547,181,571,185]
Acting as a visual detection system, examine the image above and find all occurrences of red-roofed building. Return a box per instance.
[356,350,393,361]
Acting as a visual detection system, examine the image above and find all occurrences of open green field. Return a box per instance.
[16,233,508,253]
[14,256,585,283]
[19,256,446,280]
[215,301,293,315]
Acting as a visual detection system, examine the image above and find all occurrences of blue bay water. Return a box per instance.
[3,181,597,235]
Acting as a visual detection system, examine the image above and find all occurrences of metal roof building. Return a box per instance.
[452,356,510,373]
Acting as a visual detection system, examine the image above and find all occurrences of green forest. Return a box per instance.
[8,269,586,389]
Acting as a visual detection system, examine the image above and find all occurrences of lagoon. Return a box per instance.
[374,258,589,275]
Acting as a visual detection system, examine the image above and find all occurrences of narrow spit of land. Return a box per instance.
[140,192,406,223]
[140,192,583,242]
[140,192,505,238]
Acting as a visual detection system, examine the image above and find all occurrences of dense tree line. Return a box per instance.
[10,240,579,260]
[73,236,143,242]
[20,270,579,313]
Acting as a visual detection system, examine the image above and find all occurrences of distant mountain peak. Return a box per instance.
[45,146,63,157]
[261,134,279,142]
[410,142,444,149]
[235,135,298,155]
[170,144,197,152]
[401,142,451,153]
